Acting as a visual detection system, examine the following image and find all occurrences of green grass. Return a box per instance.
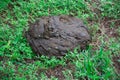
[0,0,120,80]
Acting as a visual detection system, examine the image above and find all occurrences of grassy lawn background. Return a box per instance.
[0,0,120,80]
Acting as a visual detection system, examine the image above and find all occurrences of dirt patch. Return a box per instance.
[25,15,91,58]
[88,17,120,50]
[45,65,66,79]
[102,18,120,38]
[45,63,75,80]
[113,55,120,74]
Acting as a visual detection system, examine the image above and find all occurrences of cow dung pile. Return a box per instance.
[25,15,91,57]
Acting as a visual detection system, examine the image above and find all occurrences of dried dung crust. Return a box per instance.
[25,15,91,57]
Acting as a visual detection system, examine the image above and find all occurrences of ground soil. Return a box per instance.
[45,63,75,80]
[113,55,120,74]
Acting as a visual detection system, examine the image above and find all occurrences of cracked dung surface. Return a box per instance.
[25,15,91,57]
